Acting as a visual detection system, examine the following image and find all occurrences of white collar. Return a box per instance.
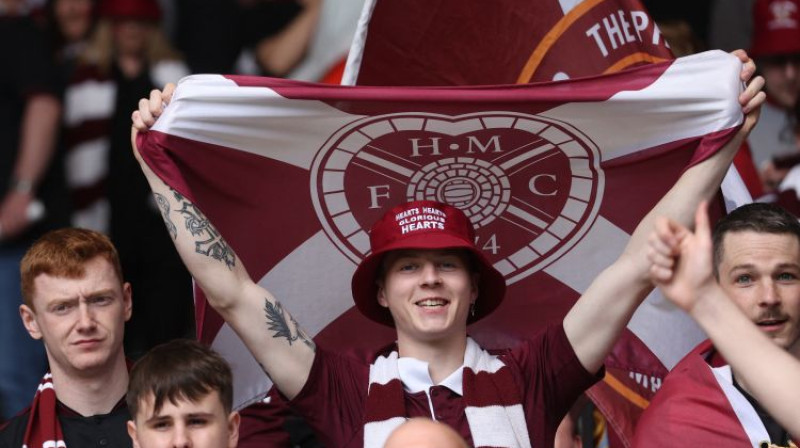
[396,339,484,396]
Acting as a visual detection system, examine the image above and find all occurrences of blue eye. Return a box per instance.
[398,262,417,272]
[439,261,457,270]
[51,303,74,315]
[777,272,797,281]
[735,274,752,285]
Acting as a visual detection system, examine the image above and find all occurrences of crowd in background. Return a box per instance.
[0,0,368,425]
[0,0,798,446]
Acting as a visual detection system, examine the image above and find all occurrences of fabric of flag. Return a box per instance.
[137,49,743,436]
[344,0,674,86]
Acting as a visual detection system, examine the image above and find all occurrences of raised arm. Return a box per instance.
[562,50,766,373]
[648,203,800,439]
[131,86,314,399]
[0,93,60,239]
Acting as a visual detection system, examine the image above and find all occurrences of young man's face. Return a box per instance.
[717,231,800,358]
[378,249,478,346]
[19,256,132,376]
[127,391,239,448]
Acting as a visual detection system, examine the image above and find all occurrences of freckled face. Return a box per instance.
[20,256,131,376]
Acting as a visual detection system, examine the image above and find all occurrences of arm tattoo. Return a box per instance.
[172,190,236,269]
[264,299,316,351]
[154,193,177,240]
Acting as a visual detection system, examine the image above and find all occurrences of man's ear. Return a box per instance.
[227,411,241,448]
[122,282,133,321]
[377,280,389,308]
[127,420,141,448]
[19,304,42,340]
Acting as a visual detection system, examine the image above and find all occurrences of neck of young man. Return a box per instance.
[397,332,469,385]
[50,352,129,416]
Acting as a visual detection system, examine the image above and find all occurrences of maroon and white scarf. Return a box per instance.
[22,373,65,448]
[364,338,530,448]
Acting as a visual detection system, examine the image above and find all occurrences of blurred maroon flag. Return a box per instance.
[345,0,674,86]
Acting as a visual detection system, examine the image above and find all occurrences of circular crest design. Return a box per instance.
[310,112,604,284]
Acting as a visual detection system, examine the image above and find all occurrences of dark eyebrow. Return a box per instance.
[185,412,215,419]
[145,415,171,425]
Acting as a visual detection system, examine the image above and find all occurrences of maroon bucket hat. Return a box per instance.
[750,0,800,57]
[351,200,506,327]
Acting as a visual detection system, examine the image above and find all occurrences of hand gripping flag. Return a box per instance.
[137,50,743,432]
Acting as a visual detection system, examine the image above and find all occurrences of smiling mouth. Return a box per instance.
[415,298,449,308]
[756,318,789,329]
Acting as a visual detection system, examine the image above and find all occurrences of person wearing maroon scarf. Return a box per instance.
[130,52,765,447]
[0,228,133,448]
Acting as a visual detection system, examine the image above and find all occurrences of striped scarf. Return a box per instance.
[22,373,64,448]
[364,338,531,448]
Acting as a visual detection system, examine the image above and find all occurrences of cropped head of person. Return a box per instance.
[750,0,800,109]
[126,339,240,448]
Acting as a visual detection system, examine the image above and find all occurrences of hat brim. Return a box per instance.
[351,231,506,327]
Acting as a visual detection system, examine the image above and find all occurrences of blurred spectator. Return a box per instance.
[44,0,97,83]
[173,0,302,75]
[746,0,800,187]
[657,19,704,57]
[708,0,756,51]
[0,0,67,420]
[61,0,193,359]
[284,0,365,84]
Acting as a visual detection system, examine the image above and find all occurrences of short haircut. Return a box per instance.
[20,228,123,308]
[127,339,234,419]
[712,203,800,278]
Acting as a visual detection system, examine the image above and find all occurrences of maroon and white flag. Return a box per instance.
[344,0,674,86]
[137,51,744,429]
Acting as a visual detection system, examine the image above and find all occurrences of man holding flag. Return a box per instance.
[130,50,763,447]
[133,46,763,447]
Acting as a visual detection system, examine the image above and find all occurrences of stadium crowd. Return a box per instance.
[0,0,798,447]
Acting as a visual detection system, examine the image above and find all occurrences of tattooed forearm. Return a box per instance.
[154,192,177,240]
[264,299,316,351]
[171,190,236,269]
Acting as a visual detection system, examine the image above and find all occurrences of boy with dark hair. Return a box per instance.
[127,339,240,448]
